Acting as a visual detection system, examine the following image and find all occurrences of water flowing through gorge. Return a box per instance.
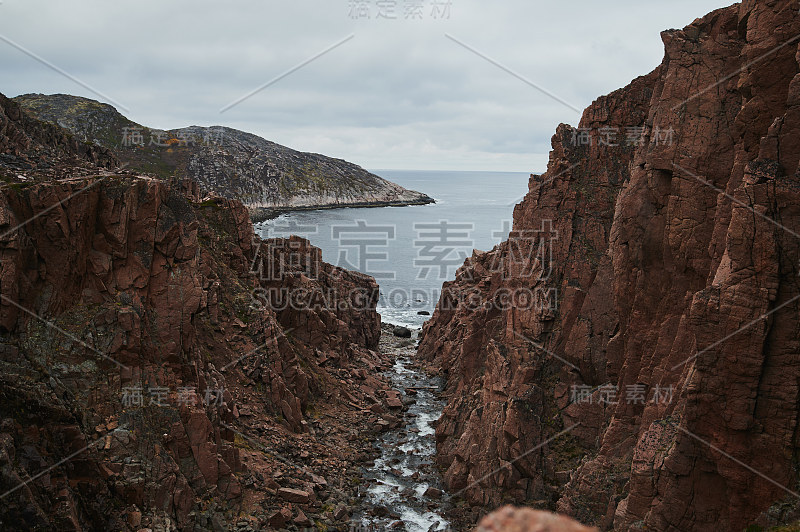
[357,330,451,531]
[253,172,530,530]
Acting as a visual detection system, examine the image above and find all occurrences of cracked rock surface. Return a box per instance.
[419,1,800,530]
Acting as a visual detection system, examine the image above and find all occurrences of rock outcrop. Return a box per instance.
[14,93,434,220]
[420,1,800,530]
[0,92,400,530]
[476,506,597,532]
[0,93,117,175]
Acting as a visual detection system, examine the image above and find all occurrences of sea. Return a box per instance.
[254,170,532,330]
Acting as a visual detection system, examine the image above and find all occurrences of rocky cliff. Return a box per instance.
[14,93,433,220]
[419,1,800,530]
[0,93,117,177]
[0,93,407,530]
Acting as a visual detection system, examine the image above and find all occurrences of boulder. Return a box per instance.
[392,326,412,338]
[333,504,350,520]
[423,487,442,499]
[268,508,292,529]
[293,509,312,527]
[278,487,311,504]
[475,506,597,532]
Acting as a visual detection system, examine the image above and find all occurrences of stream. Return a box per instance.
[356,333,451,531]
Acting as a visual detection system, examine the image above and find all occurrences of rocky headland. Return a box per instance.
[13,93,434,221]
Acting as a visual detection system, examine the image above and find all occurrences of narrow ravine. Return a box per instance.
[356,326,451,531]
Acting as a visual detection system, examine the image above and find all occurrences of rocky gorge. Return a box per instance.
[3,0,800,530]
[0,92,436,530]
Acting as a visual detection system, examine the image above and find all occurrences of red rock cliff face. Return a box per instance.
[0,92,117,172]
[420,2,800,530]
[0,175,383,529]
[0,95,388,529]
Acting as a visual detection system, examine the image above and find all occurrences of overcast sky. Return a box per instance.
[1,0,734,172]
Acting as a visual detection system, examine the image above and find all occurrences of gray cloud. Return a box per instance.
[0,0,733,171]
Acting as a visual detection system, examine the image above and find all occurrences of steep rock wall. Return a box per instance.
[0,175,384,529]
[420,2,800,530]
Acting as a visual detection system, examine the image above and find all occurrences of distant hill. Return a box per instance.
[14,93,433,220]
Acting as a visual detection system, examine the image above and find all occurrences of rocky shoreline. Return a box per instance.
[10,1,800,529]
[250,196,436,224]
[0,175,433,531]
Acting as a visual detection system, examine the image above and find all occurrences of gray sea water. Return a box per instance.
[255,170,531,329]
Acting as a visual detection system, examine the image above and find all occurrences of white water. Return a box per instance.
[357,356,450,531]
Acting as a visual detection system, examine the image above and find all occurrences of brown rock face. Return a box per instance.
[420,1,800,530]
[0,92,117,174]
[475,506,597,532]
[0,95,385,529]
